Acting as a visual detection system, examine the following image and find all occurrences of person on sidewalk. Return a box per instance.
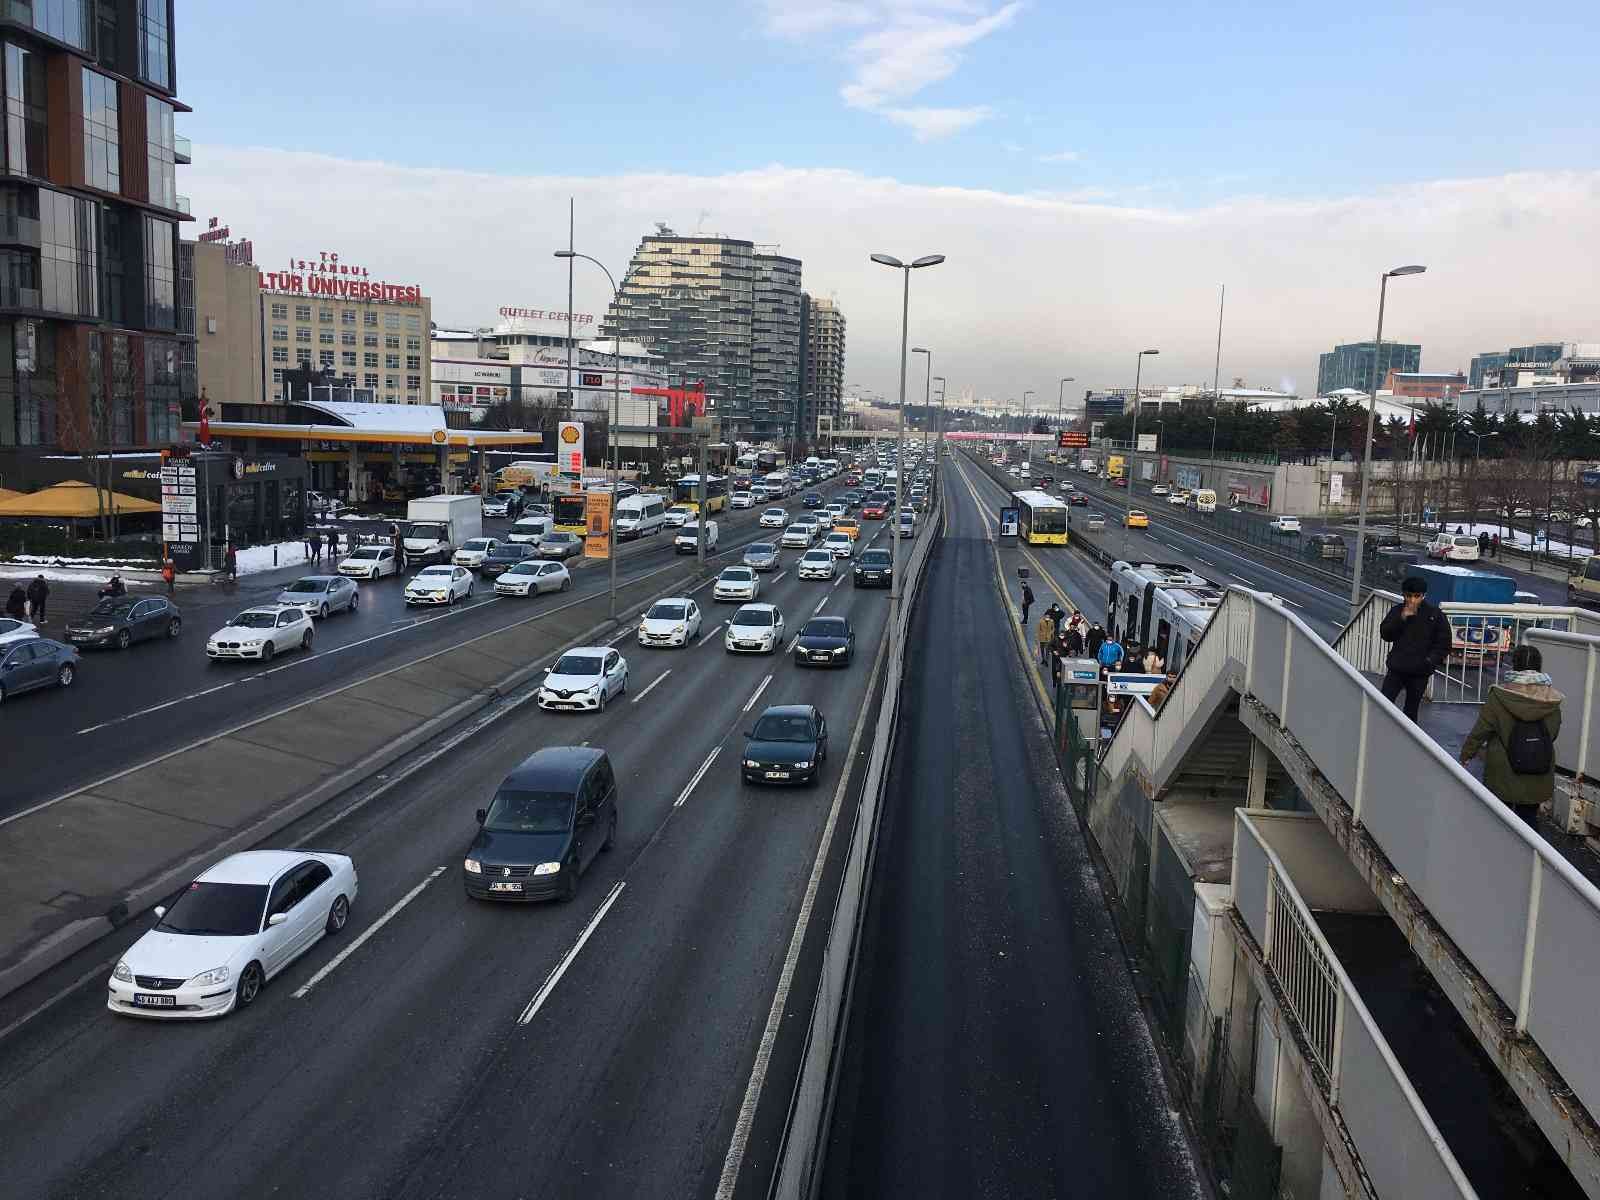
[162,558,176,597]
[1460,644,1563,829]
[1478,530,1490,558]
[303,530,314,560]
[1020,580,1035,629]
[1491,532,1501,559]
[224,544,238,583]
[309,531,323,563]
[1086,622,1106,660]
[26,574,49,624]
[5,583,26,620]
[1379,574,1453,723]
[1035,610,1058,665]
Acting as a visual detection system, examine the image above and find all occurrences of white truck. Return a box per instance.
[1079,457,1097,473]
[404,494,484,564]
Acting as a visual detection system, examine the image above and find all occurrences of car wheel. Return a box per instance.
[317,603,329,619]
[235,961,264,1009]
[560,858,580,903]
[57,663,74,688]
[115,628,132,651]
[349,592,359,612]
[326,894,350,934]
[598,684,608,713]
[602,812,617,851]
[620,671,628,695]
[467,582,474,598]
[261,641,275,662]
[167,616,182,639]
[301,630,314,651]
[447,590,455,607]
[562,577,571,592]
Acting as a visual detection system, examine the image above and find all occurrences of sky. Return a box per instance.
[179,0,1600,405]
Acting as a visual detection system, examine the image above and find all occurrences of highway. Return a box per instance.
[822,451,1202,1197]
[1,491,852,819]
[0,488,906,1199]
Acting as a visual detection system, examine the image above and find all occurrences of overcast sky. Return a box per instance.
[180,1,1599,404]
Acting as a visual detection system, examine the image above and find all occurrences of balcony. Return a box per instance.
[174,134,192,164]
[0,281,42,310]
[175,195,192,216]
[0,212,40,249]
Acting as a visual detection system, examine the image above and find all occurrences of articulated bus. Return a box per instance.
[673,475,729,515]
[1013,489,1069,545]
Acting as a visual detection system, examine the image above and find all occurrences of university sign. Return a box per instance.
[260,251,422,304]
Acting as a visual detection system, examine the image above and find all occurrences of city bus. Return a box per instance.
[673,474,729,515]
[552,492,588,534]
[1013,489,1069,545]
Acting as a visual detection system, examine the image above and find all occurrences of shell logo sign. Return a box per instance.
[558,421,585,474]
[431,429,448,445]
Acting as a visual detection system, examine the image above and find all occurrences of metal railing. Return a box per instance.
[0,212,40,246]
[1234,811,1478,1199]
[1523,627,1600,779]
[174,134,192,162]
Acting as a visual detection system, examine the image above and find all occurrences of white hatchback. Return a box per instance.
[493,560,571,596]
[781,523,815,548]
[730,491,755,509]
[760,507,789,529]
[638,597,703,647]
[798,549,836,580]
[108,850,358,1020]
[725,603,785,654]
[453,537,499,569]
[538,646,628,711]
[206,605,314,662]
[824,531,854,559]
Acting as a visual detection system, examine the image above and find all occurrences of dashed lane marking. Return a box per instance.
[631,668,671,704]
[516,882,626,1026]
[294,865,447,999]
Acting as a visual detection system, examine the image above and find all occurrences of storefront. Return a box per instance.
[157,448,309,571]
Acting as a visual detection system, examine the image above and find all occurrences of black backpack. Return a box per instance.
[1506,717,1554,775]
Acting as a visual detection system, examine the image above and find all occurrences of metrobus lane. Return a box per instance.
[0,526,900,1200]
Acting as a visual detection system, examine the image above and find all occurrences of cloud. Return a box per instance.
[1036,150,1081,164]
[881,104,995,140]
[188,147,1600,406]
[760,0,875,37]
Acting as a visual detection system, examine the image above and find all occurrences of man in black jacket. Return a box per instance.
[1379,575,1453,722]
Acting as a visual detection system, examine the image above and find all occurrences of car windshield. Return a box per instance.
[463,539,493,552]
[764,508,784,516]
[648,603,687,620]
[483,788,574,834]
[418,567,451,577]
[861,551,891,565]
[505,562,537,575]
[752,713,815,741]
[283,579,329,593]
[488,545,521,558]
[721,568,753,581]
[349,548,382,560]
[733,609,774,627]
[88,598,135,616]
[746,544,774,556]
[802,618,848,638]
[156,881,269,936]
[230,612,278,629]
[553,654,602,676]
[804,551,830,561]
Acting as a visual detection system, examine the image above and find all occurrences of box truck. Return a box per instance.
[404,495,484,564]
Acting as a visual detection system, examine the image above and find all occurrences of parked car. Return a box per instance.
[536,532,584,560]
[1304,533,1348,562]
[337,544,399,580]
[0,637,77,702]
[206,606,314,662]
[740,704,828,786]
[492,560,571,597]
[0,616,38,647]
[64,596,183,649]
[1427,532,1482,562]
[275,576,359,618]
[792,615,854,667]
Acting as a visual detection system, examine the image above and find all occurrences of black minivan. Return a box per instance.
[463,747,618,902]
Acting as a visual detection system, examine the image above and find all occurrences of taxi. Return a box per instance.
[1124,509,1150,529]
[832,516,861,540]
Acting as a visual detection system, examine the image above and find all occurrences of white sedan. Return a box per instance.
[538,646,628,711]
[453,537,499,569]
[714,566,760,602]
[729,491,755,509]
[725,603,785,654]
[638,597,703,647]
[798,549,836,580]
[493,560,571,597]
[337,544,399,580]
[823,531,854,559]
[0,617,39,646]
[759,507,789,529]
[664,505,695,528]
[781,523,815,548]
[206,605,314,662]
[404,564,474,606]
[107,849,357,1019]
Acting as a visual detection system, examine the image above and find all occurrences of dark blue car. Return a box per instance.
[0,638,78,703]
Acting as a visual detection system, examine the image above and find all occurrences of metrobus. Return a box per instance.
[551,492,589,534]
[673,474,729,515]
[1013,489,1069,545]
[1107,560,1223,676]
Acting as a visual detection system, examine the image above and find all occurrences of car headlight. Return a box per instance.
[832,646,847,655]
[242,639,263,648]
[93,625,116,635]
[673,624,687,634]
[586,683,601,694]
[533,862,562,876]
[793,761,812,770]
[463,858,483,874]
[113,959,133,982]
[743,759,761,768]
[188,965,231,987]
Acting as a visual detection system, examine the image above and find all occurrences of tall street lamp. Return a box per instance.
[1022,389,1036,470]
[871,252,944,652]
[1207,414,1219,487]
[1348,264,1427,618]
[1123,349,1160,561]
[933,375,947,458]
[554,249,623,620]
[1057,376,1075,438]
[912,347,932,457]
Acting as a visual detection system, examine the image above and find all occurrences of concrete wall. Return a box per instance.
[193,241,263,406]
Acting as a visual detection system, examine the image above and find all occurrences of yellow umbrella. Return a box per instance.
[0,487,20,503]
[0,479,161,517]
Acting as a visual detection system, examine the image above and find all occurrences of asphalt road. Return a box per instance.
[0,502,911,1199]
[0,487,860,818]
[821,452,1202,1198]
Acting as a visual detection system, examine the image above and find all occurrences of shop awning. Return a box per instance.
[0,480,162,517]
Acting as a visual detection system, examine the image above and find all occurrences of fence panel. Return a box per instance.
[1248,605,1289,714]
[1265,874,1338,1073]
[1527,868,1600,1126]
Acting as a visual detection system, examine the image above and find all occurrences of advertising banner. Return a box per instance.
[1137,433,1157,452]
[1226,473,1271,507]
[558,421,585,474]
[1175,465,1203,490]
[583,491,612,559]
[1329,472,1344,504]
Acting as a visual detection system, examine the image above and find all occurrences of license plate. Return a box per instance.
[812,653,830,662]
[765,771,790,779]
[489,881,523,893]
[134,993,176,1007]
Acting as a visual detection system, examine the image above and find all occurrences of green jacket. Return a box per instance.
[1460,680,1564,810]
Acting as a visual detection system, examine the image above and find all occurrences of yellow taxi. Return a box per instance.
[1124,509,1149,529]
[833,516,862,540]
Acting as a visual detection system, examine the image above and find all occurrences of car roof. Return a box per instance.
[235,604,303,616]
[503,745,604,790]
[653,595,694,604]
[285,575,339,583]
[735,603,778,613]
[198,849,313,884]
[560,645,615,655]
[757,703,815,719]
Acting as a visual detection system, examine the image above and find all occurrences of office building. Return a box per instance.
[750,253,801,440]
[1469,342,1589,390]
[799,295,845,442]
[0,0,195,480]
[1383,370,1466,403]
[191,238,261,407]
[1315,340,1421,395]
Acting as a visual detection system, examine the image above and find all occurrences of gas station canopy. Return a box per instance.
[181,400,544,448]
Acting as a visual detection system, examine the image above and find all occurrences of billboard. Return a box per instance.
[583,491,612,558]
[1174,465,1203,490]
[558,421,585,474]
[1226,473,1271,507]
[1136,433,1157,452]
[1057,431,1088,448]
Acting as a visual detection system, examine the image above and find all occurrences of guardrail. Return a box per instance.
[1520,628,1600,780]
[770,482,944,1198]
[1233,811,1478,1200]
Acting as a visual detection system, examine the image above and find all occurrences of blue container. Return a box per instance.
[1408,563,1516,606]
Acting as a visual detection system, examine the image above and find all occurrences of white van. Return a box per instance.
[675,520,719,553]
[614,494,666,540]
[1191,489,1217,513]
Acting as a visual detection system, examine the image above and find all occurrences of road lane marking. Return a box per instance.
[698,620,726,646]
[78,681,235,734]
[631,668,671,704]
[786,635,799,653]
[813,597,828,615]
[832,576,844,588]
[743,672,773,712]
[688,576,713,594]
[517,881,626,1026]
[294,865,447,999]
[674,747,721,808]
[771,570,787,583]
[1197,557,1215,566]
[608,626,634,645]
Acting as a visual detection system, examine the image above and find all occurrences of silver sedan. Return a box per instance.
[493,560,573,596]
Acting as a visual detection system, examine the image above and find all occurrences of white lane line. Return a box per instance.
[78,681,235,734]
[698,620,726,647]
[0,957,119,1045]
[743,672,774,713]
[1230,577,1258,589]
[786,635,799,653]
[674,746,722,808]
[1278,596,1303,608]
[294,865,447,999]
[688,576,713,594]
[771,570,787,584]
[608,626,634,645]
[832,576,844,589]
[813,597,828,615]
[1197,557,1215,566]
[631,668,671,704]
[517,881,626,1026]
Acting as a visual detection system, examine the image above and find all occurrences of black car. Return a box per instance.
[793,615,855,667]
[463,746,618,903]
[802,492,824,509]
[479,541,536,579]
[1361,532,1406,559]
[854,548,893,588]
[0,638,78,703]
[1304,533,1348,561]
[64,595,182,650]
[741,704,829,786]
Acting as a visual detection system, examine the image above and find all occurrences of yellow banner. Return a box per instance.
[583,491,612,558]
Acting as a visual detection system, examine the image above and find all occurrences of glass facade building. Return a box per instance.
[799,294,845,440]
[750,254,801,440]
[1315,340,1422,395]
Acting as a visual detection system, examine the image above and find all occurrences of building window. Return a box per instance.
[339,331,354,346]
[406,374,421,391]
[319,308,333,323]
[405,355,420,371]
[405,336,420,351]
[363,372,378,389]
[144,335,180,442]
[363,333,377,348]
[296,348,311,365]
[319,350,334,368]
[138,0,170,90]
[318,330,334,345]
[4,43,46,178]
[384,353,399,370]
[363,310,377,327]
[145,95,175,208]
[271,325,287,342]
[272,368,284,384]
[141,214,175,328]
[39,188,100,318]
[363,352,377,368]
[81,69,119,193]
[341,309,355,325]
[270,302,287,320]
[384,313,399,329]
[384,334,398,350]
[295,327,310,344]
[271,346,287,364]
[385,375,398,389]
[295,304,310,321]
[341,351,355,367]
[405,315,420,332]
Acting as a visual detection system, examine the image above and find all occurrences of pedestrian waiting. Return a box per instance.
[1460,644,1563,830]
[1035,609,1058,665]
[5,583,26,620]
[26,574,49,624]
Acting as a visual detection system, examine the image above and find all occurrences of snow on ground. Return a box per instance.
[6,553,160,568]
[0,566,155,585]
[1436,522,1587,559]
[236,541,311,575]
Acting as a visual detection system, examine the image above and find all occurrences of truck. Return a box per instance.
[1409,563,1520,663]
[1079,457,1097,473]
[1105,455,1125,480]
[404,495,483,565]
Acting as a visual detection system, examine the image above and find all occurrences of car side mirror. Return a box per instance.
[475,807,487,824]
[743,729,753,738]
[268,912,289,927]
[543,665,553,674]
[153,905,166,918]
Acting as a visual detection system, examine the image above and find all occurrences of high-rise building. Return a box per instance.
[0,1,194,480]
[750,253,801,440]
[1315,340,1421,395]
[1469,342,1565,389]
[604,231,755,429]
[799,295,845,442]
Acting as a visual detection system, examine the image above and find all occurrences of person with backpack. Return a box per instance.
[1460,645,1563,829]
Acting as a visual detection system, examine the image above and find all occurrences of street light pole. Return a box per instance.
[1349,264,1427,618]
[1123,349,1160,562]
[912,347,931,459]
[1207,415,1218,487]
[872,252,944,658]
[1022,389,1036,473]
[1057,377,1074,437]
[933,375,947,460]
[554,249,622,620]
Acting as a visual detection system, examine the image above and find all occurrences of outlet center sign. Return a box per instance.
[558,421,585,473]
